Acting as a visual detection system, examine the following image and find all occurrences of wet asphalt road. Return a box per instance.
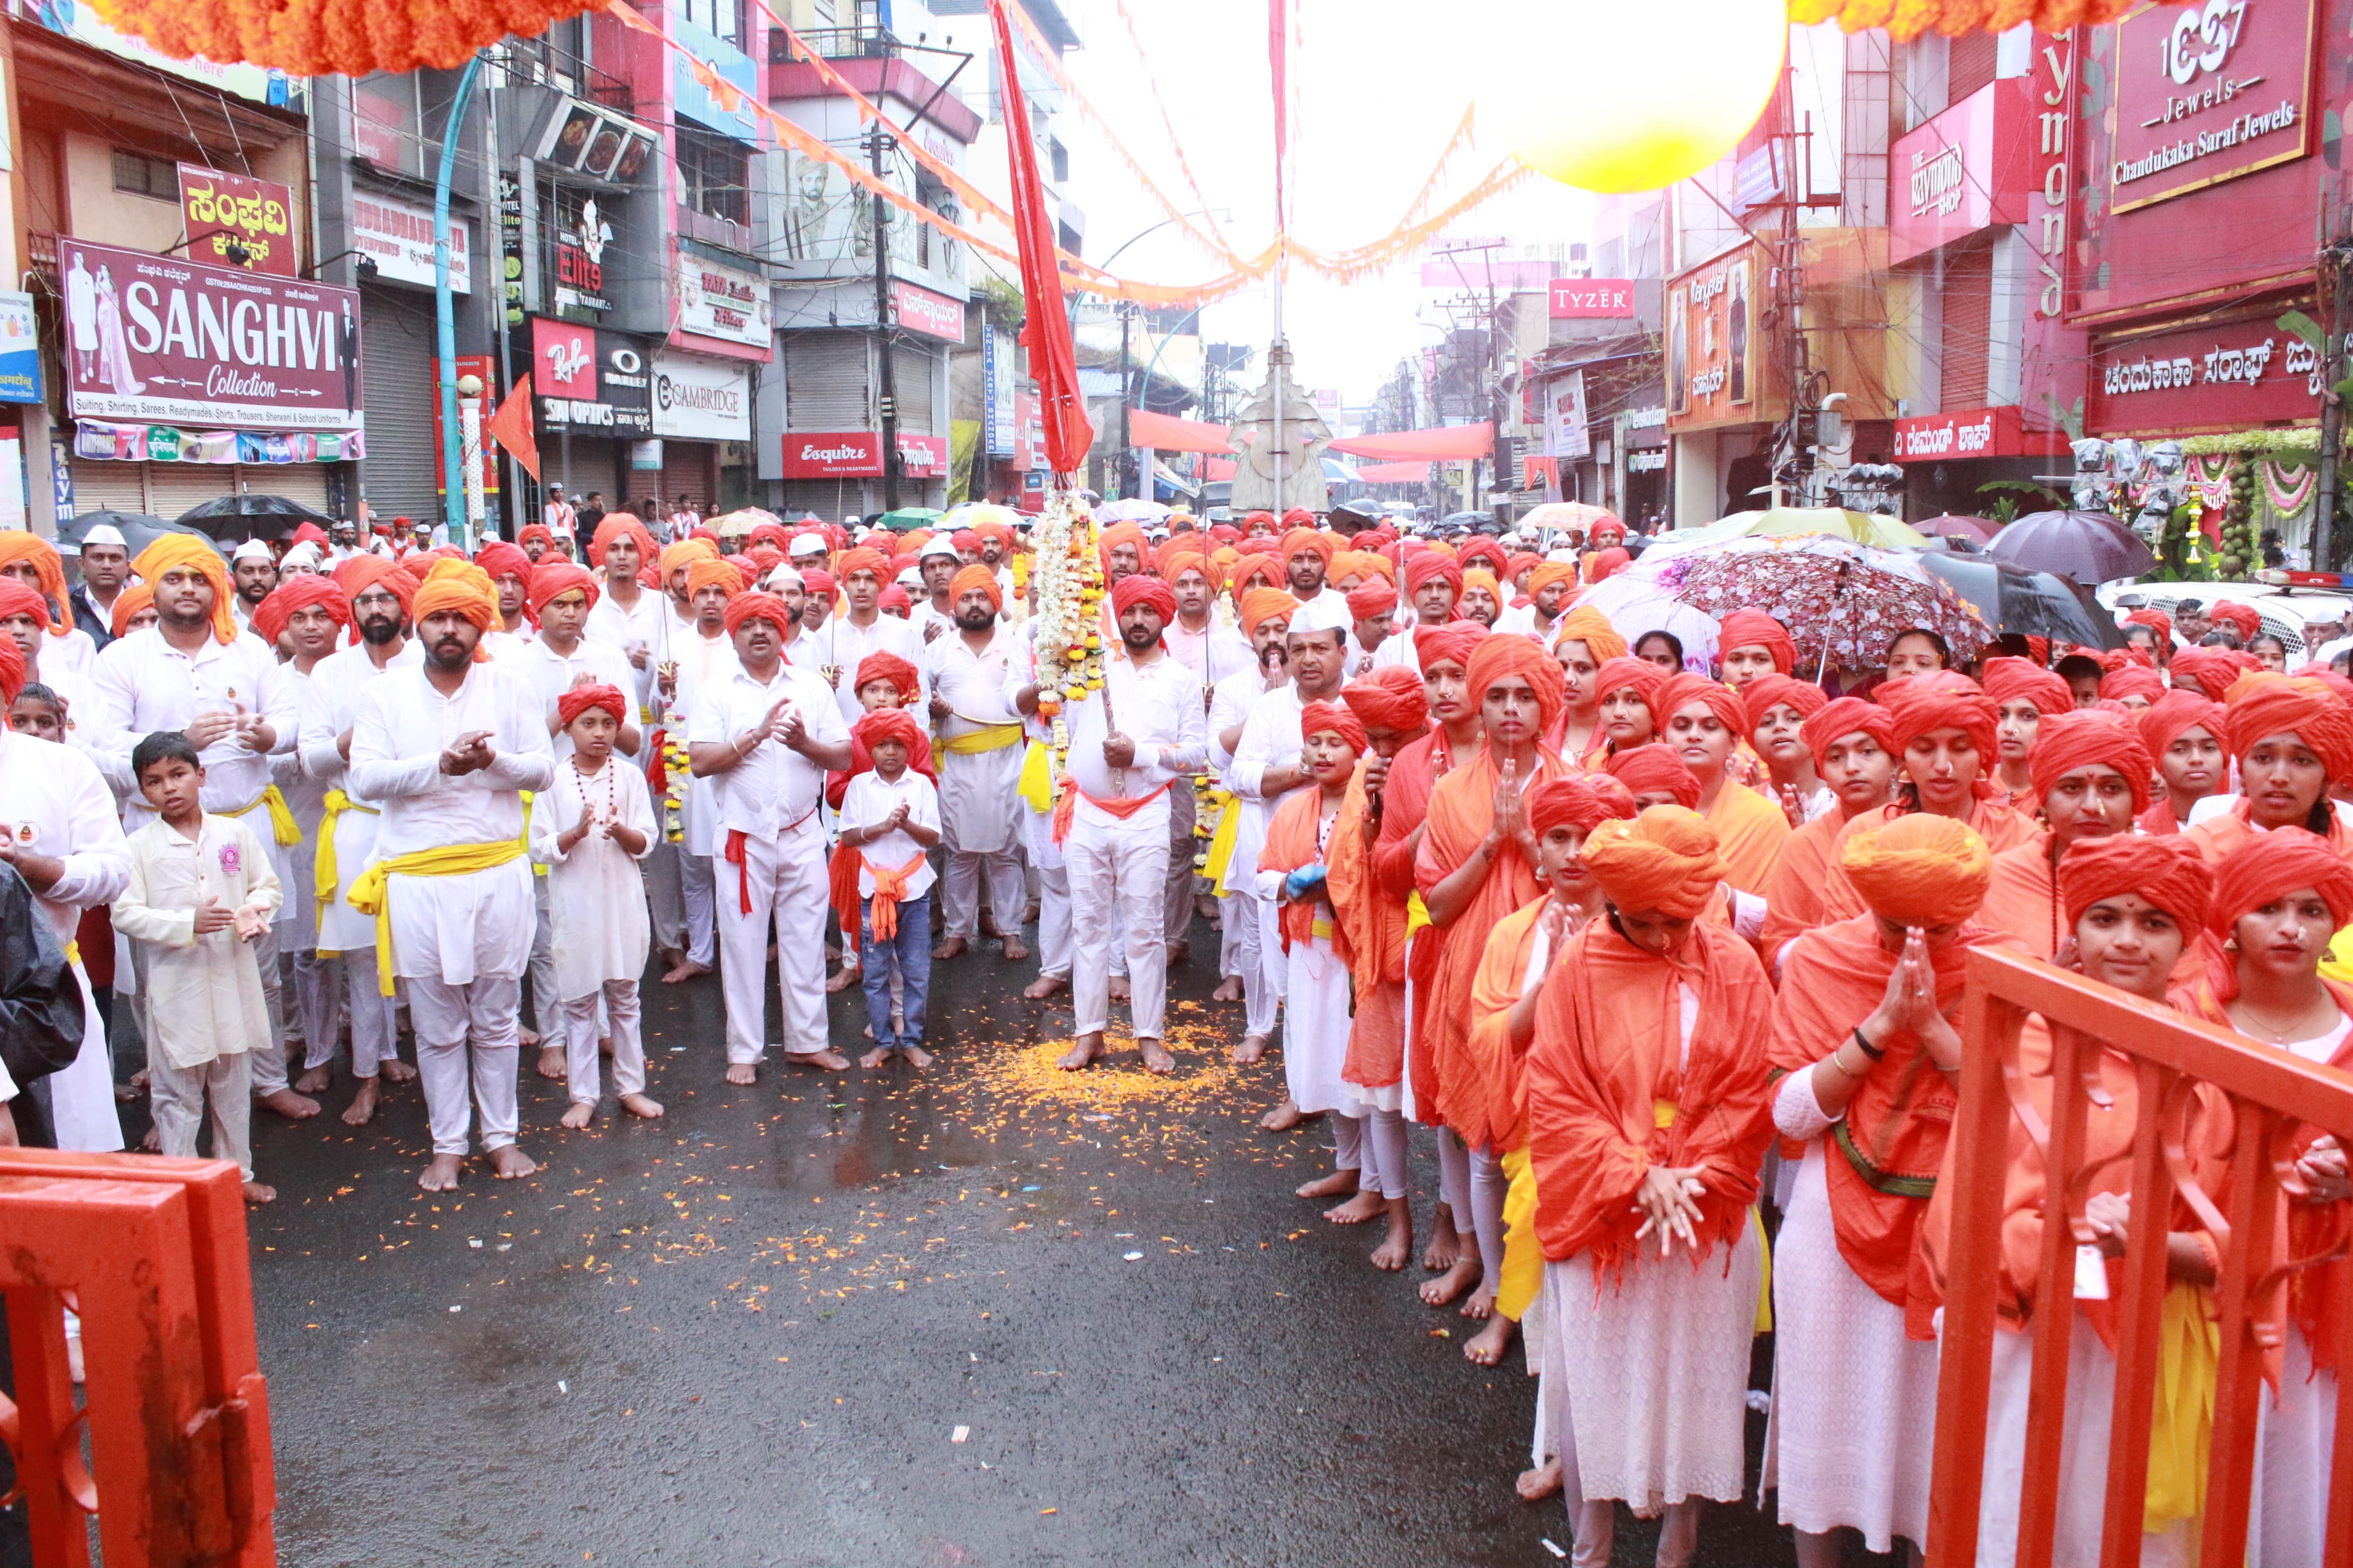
[156,915,1888,1568]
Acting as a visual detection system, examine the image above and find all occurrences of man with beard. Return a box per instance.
[68,522,133,650]
[583,513,668,715]
[1010,575,1204,1073]
[228,540,279,633]
[92,535,316,1121]
[924,565,1028,964]
[347,562,553,1190]
[298,558,425,1122]
[688,591,854,1081]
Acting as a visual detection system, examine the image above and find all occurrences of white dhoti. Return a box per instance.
[318,797,400,1077]
[939,739,1026,943]
[1277,931,1354,1115]
[1067,801,1171,1039]
[2252,1323,2340,1567]
[714,816,830,1063]
[1022,802,1071,982]
[50,960,123,1152]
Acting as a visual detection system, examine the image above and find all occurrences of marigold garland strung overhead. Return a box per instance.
[89,0,605,77]
[1785,0,2135,41]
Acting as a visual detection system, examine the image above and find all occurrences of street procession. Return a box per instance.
[5,0,2353,1561]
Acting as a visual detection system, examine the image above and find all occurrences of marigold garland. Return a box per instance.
[1788,0,2133,40]
[90,0,606,76]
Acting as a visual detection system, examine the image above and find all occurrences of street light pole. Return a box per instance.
[435,52,486,543]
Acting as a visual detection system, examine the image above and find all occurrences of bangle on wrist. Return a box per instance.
[1851,1026,1885,1061]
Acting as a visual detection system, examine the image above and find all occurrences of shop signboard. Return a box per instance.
[29,4,288,106]
[890,280,965,343]
[0,292,41,404]
[1887,81,2033,265]
[60,237,361,432]
[178,165,298,277]
[650,351,752,441]
[670,8,761,141]
[2109,0,2318,215]
[1544,372,1591,462]
[1548,279,1636,319]
[1892,404,2035,462]
[531,317,650,434]
[778,430,884,478]
[898,432,948,476]
[2084,312,2324,434]
[675,252,770,348]
[553,189,612,316]
[353,189,471,292]
[983,326,1016,456]
[1665,239,1779,434]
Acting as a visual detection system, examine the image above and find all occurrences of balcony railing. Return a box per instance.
[503,35,635,116]
[769,24,902,63]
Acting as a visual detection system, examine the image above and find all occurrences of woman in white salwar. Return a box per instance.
[1521,806,1778,1568]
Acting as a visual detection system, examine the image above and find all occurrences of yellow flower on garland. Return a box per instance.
[90,0,605,77]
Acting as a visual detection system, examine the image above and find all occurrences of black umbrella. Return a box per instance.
[1984,508,2154,585]
[54,510,225,560]
[173,493,338,543]
[1917,553,2126,650]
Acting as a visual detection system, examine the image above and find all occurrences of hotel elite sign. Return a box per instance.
[2108,0,2318,214]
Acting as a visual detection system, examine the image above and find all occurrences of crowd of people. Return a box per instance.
[2,499,2347,1565]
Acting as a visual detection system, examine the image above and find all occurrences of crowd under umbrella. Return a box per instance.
[1916,552,2128,651]
[54,509,217,559]
[872,506,946,532]
[172,493,338,543]
[1983,507,2155,585]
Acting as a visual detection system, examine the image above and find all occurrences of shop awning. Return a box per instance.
[1328,424,1494,461]
[1124,407,1234,455]
[1356,460,1434,483]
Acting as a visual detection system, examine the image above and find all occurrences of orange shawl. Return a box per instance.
[1378,728,1465,1120]
[1809,801,2039,928]
[1329,759,1408,1091]
[2184,798,2353,867]
[1464,899,1548,1156]
[1257,785,1344,956]
[1758,807,1851,965]
[1415,745,1569,1145]
[1705,777,1791,894]
[1525,919,1776,1276]
[1770,913,2027,1337]
[1977,832,2065,961]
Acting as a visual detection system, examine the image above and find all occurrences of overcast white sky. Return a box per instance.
[1047,0,1596,411]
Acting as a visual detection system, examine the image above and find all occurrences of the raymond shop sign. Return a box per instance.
[61,237,361,431]
[1887,81,2033,265]
[1665,239,1782,434]
[2109,0,2318,214]
[2086,311,2324,434]
[179,165,298,277]
[1892,405,2042,462]
[778,430,882,478]
[529,317,650,434]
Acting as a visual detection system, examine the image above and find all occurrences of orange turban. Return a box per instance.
[475,541,533,585]
[1346,580,1399,621]
[2208,601,2263,642]
[1883,680,1997,764]
[1238,588,1300,637]
[688,556,746,599]
[852,705,928,766]
[1328,548,1378,584]
[722,591,796,635]
[589,512,656,568]
[1527,560,1579,598]
[1097,522,1150,573]
[1551,605,1627,664]
[1586,546,1631,583]
[835,546,890,584]
[854,651,921,699]
[0,533,67,633]
[2137,688,2225,758]
[1341,666,1429,735]
[1232,554,1285,593]
[2060,833,2212,930]
[2209,826,2353,940]
[1458,535,1507,574]
[1461,568,1502,604]
[1594,655,1665,716]
[2122,607,2174,646]
[2098,665,2165,704]
[556,683,628,728]
[1739,672,1828,738]
[1158,544,1208,584]
[1110,574,1177,629]
[2221,673,2353,779]
[1801,696,1895,772]
[1605,743,1701,808]
[1282,528,1335,567]
[1403,552,1463,598]
[1525,772,1637,835]
[1299,698,1368,755]
[2170,645,2258,700]
[1463,631,1565,733]
[1980,655,2072,717]
[2028,710,2153,813]
[525,562,599,618]
[109,583,155,638]
[1717,608,1796,673]
[251,574,347,647]
[131,534,238,644]
[1581,806,1725,919]
[0,581,47,630]
[1414,622,1487,672]
[661,538,721,579]
[950,563,1003,611]
[410,560,499,658]
[1656,672,1747,736]
[1839,813,1993,927]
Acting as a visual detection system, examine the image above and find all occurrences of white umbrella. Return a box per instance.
[1094,498,1171,524]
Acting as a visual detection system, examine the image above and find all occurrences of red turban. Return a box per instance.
[1550,606,1627,665]
[556,683,627,728]
[2222,674,2353,779]
[1605,742,1701,808]
[2205,827,2353,1000]
[1525,773,1637,835]
[132,535,239,644]
[1717,608,1797,674]
[339,555,414,617]
[0,581,49,630]
[1590,516,1627,543]
[1581,806,1725,919]
[1586,546,1631,583]
[1403,552,1463,599]
[802,569,836,603]
[2028,710,2153,813]
[1346,581,1398,621]
[835,546,890,584]
[1282,528,1336,567]
[722,591,796,635]
[526,562,599,618]
[1884,681,1998,766]
[251,574,348,647]
[1281,507,1316,529]
[1238,588,1300,636]
[749,522,791,552]
[2061,833,2212,930]
[1341,666,1429,735]
[1463,633,1565,733]
[950,563,1003,611]
[1110,574,1178,632]
[1457,535,1507,574]
[854,651,921,698]
[1740,672,1828,738]
[2122,607,2174,646]
[2098,666,2165,704]
[518,524,555,551]
[589,512,656,569]
[2170,645,2257,700]
[1980,655,2073,717]
[476,541,533,585]
[2208,601,2263,642]
[851,706,928,758]
[2136,688,2225,760]
[0,534,66,634]
[1656,672,1748,737]
[1594,655,1666,716]
[1299,698,1368,755]
[949,529,981,554]
[0,632,21,705]
[109,584,155,638]
[1802,696,1897,773]
[1413,621,1486,672]
[887,552,917,581]
[1839,813,1993,927]
[877,584,913,615]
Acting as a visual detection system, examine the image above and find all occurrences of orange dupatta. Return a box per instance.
[1256,785,1344,957]
[1328,759,1407,1089]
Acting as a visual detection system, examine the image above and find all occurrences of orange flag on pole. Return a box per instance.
[485,374,540,482]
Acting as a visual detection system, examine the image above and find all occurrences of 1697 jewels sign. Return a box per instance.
[2110,0,2318,214]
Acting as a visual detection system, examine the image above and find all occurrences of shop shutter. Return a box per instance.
[540,438,623,509]
[890,344,936,433]
[358,286,441,523]
[251,464,330,515]
[145,462,241,524]
[1947,32,1997,103]
[1940,244,1993,413]
[67,457,149,516]
[660,445,719,515]
[783,332,871,429]
[780,478,869,521]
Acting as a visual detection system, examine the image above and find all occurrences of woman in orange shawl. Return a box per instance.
[1413,635,1567,1327]
[2135,688,2226,834]
[1975,711,2152,961]
[1742,672,1830,825]
[1655,672,1790,895]
[2183,672,2353,865]
[1547,606,1624,764]
[1919,835,2229,1568]
[1766,814,2020,1563]
[2173,828,2353,1565]
[1759,698,1898,970]
[1981,654,2072,814]
[1524,806,1777,1568]
[1594,655,1664,756]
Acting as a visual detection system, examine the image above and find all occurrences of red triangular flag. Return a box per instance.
[485,373,541,482]
[990,0,1092,477]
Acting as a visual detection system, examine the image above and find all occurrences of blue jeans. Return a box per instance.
[860,894,932,1048]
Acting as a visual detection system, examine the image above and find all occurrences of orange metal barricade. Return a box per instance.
[0,1148,275,1567]
[1929,948,2353,1568]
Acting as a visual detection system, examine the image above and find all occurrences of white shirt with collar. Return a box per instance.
[1011,646,1206,830]
[501,632,641,762]
[90,624,296,843]
[584,582,670,710]
[686,660,849,840]
[297,638,424,951]
[813,610,930,725]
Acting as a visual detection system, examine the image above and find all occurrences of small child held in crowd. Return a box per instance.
[839,705,940,1068]
[529,684,663,1129]
[113,732,281,1203]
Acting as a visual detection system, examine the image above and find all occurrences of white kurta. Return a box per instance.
[299,640,424,952]
[583,584,669,711]
[0,729,131,1150]
[501,630,641,762]
[111,814,283,1070]
[661,627,741,856]
[528,755,656,997]
[273,662,329,932]
[924,625,1025,858]
[1225,681,1311,897]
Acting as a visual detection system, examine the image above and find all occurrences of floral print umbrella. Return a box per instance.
[1634,534,1993,675]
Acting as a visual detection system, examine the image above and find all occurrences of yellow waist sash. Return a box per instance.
[224,785,301,848]
[1202,792,1243,891]
[2143,1279,2218,1532]
[345,840,528,995]
[935,722,1026,771]
[1016,740,1056,814]
[313,788,381,925]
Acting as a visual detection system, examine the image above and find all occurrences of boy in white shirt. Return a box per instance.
[529,685,663,1129]
[837,706,941,1068]
[113,732,282,1203]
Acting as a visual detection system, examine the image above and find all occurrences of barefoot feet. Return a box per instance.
[1419,1254,1481,1308]
[660,956,712,984]
[619,1092,664,1118]
[1296,1168,1359,1200]
[380,1058,420,1083]
[725,1062,759,1086]
[1323,1188,1387,1224]
[536,1044,567,1081]
[341,1077,382,1126]
[825,963,862,994]
[1211,975,1244,1004]
[858,1044,894,1069]
[1515,1460,1563,1503]
[1259,1096,1315,1133]
[258,1086,321,1120]
[1137,1036,1175,1074]
[1057,1032,1105,1072]
[1230,1033,1266,1065]
[488,1144,537,1180]
[1422,1208,1464,1272]
[1023,973,1070,1000]
[560,1100,594,1130]
[418,1152,462,1191]
[791,1049,851,1072]
[1000,936,1029,962]
[1369,1202,1414,1271]
[1463,1312,1516,1366]
[932,936,968,961]
[294,1064,332,1095]
[242,1180,277,1204]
